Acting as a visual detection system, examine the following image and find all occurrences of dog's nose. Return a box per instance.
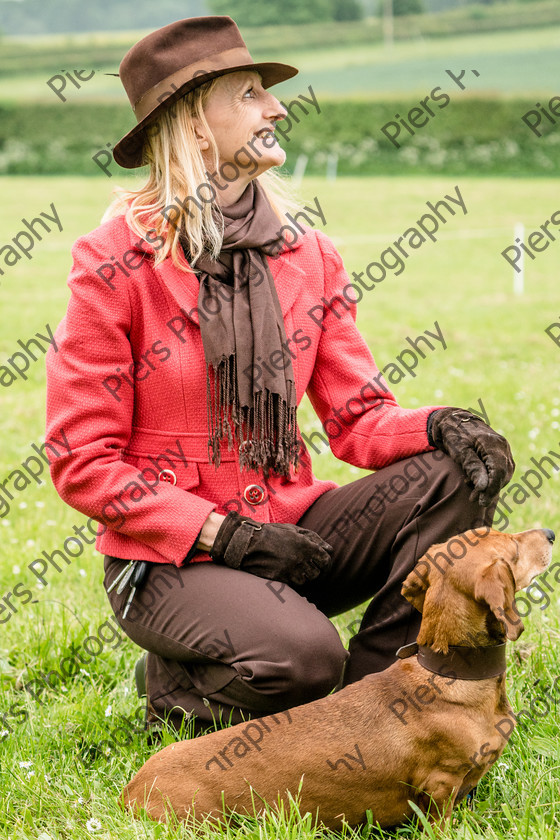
[543,529,555,544]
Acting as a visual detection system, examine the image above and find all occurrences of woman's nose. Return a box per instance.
[264,94,287,123]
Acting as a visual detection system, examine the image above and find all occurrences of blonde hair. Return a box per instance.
[102,77,300,271]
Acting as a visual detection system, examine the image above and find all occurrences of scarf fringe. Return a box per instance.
[206,356,299,479]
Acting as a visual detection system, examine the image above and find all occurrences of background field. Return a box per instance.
[0,174,559,839]
[3,24,560,177]
[3,25,560,101]
[1,3,560,837]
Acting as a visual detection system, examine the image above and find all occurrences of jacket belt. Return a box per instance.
[125,426,238,463]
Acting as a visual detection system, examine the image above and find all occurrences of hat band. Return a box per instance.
[133,45,254,122]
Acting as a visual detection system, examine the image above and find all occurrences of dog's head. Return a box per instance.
[402,528,554,651]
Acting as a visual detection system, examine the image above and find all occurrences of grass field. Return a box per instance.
[2,25,560,103]
[0,174,559,839]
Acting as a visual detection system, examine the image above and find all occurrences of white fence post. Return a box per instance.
[292,154,308,188]
[513,222,525,295]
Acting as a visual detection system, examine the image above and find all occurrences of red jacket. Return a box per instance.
[45,215,439,566]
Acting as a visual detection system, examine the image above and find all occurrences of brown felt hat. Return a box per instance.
[112,16,298,169]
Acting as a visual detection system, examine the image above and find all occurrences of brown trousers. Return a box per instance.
[104,451,495,732]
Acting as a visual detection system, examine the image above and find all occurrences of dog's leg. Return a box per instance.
[414,776,460,835]
[455,768,485,805]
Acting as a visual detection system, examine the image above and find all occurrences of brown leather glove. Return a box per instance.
[427,408,515,507]
[209,511,333,586]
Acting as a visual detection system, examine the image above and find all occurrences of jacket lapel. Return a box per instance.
[152,244,306,327]
[154,254,202,324]
[269,247,307,320]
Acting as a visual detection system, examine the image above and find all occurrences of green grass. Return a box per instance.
[0,174,559,838]
[2,23,560,102]
[276,27,560,98]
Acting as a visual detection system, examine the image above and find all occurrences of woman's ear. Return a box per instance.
[192,118,210,151]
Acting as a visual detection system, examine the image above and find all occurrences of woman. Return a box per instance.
[45,16,514,736]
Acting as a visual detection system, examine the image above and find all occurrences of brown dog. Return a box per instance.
[121,527,554,829]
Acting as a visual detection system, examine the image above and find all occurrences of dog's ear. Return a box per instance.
[474,558,524,640]
[402,549,437,612]
[402,567,429,613]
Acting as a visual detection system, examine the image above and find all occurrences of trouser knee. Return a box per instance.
[280,629,348,706]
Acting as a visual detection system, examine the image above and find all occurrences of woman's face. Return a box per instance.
[196,70,288,199]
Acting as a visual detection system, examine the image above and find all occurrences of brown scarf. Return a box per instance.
[189,181,299,478]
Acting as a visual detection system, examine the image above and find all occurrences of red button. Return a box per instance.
[244,484,265,505]
[158,469,177,485]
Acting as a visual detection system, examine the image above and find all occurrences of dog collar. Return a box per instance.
[396,641,507,681]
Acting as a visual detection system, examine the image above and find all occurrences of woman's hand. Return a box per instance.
[427,407,515,507]
[208,511,333,586]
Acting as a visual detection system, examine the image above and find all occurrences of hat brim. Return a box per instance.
[112,61,298,169]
